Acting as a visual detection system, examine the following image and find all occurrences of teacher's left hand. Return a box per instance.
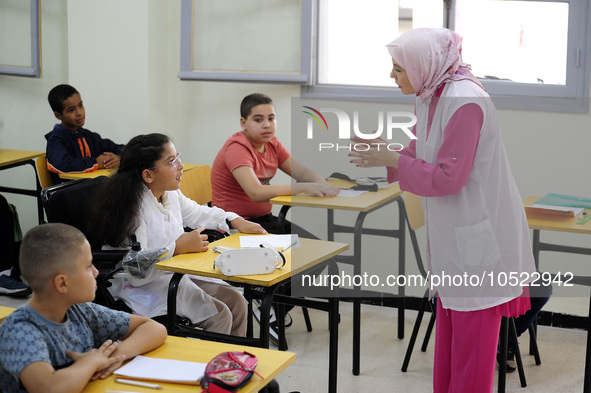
[348,135,400,168]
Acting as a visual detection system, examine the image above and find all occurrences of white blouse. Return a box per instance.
[107,186,240,322]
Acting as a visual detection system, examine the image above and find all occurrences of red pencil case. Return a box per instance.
[201,351,262,393]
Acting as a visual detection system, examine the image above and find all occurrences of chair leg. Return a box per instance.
[529,319,537,355]
[421,310,436,352]
[499,317,530,393]
[302,307,313,332]
[401,296,429,372]
[527,324,541,365]
[509,317,527,388]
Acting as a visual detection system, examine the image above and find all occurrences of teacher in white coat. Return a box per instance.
[349,28,537,393]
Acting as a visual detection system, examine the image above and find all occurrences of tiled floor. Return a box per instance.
[1,294,587,393]
[272,303,587,393]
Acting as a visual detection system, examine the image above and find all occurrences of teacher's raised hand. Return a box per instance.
[348,135,401,169]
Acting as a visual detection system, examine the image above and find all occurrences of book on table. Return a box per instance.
[114,355,207,385]
[525,193,590,218]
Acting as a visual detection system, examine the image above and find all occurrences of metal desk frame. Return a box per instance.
[277,194,407,376]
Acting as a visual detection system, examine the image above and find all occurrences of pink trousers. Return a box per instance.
[433,301,502,393]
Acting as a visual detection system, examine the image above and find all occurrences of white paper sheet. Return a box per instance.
[526,204,585,217]
[114,355,206,383]
[239,234,300,249]
[336,189,368,198]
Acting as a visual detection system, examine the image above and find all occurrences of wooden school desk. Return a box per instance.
[0,306,15,324]
[59,162,201,180]
[270,178,406,375]
[0,149,45,223]
[156,234,348,393]
[524,195,591,393]
[82,335,295,393]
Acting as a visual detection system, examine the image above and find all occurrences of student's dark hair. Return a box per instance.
[48,84,79,113]
[92,133,171,247]
[240,93,273,119]
[20,223,87,293]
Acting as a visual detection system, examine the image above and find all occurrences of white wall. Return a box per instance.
[0,0,589,315]
[0,0,69,232]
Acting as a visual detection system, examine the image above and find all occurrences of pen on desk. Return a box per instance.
[107,391,146,393]
[281,240,298,253]
[115,378,163,389]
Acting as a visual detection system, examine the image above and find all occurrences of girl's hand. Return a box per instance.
[230,217,267,234]
[175,227,209,254]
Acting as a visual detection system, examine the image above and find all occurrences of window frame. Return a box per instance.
[0,0,41,78]
[301,0,591,113]
[178,0,314,84]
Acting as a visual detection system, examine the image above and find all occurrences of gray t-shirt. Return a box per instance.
[0,302,130,393]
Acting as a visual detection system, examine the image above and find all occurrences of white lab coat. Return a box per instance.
[107,186,239,322]
[417,80,537,311]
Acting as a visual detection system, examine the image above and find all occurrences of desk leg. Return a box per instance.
[585,293,591,393]
[260,285,279,349]
[328,260,340,393]
[0,159,44,224]
[277,205,291,234]
[397,198,406,340]
[245,285,254,338]
[276,285,288,351]
[328,208,364,376]
[166,273,183,334]
[352,211,367,376]
[33,164,43,224]
[530,230,541,355]
[532,229,540,271]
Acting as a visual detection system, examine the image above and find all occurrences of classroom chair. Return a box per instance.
[35,155,53,190]
[35,155,54,224]
[41,176,129,309]
[400,191,435,373]
[399,192,541,393]
[179,164,213,206]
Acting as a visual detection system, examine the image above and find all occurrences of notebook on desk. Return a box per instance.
[525,193,590,218]
[524,204,585,218]
[114,355,206,385]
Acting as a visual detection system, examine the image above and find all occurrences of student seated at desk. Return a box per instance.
[92,133,266,337]
[211,93,339,235]
[45,84,125,184]
[0,223,167,393]
[211,93,339,343]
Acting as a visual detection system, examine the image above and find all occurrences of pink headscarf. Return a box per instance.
[386,28,483,103]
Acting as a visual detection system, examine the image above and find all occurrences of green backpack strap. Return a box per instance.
[8,203,23,243]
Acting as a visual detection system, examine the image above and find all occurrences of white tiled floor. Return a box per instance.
[1,294,587,393]
[272,303,587,393]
